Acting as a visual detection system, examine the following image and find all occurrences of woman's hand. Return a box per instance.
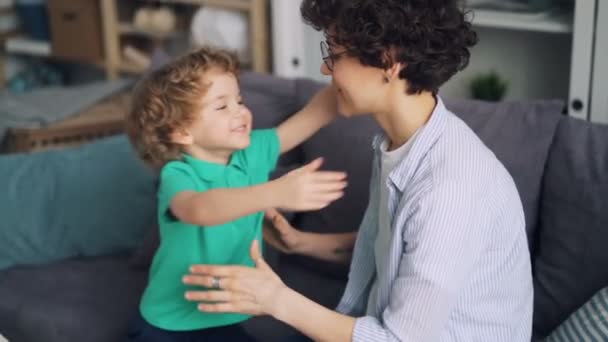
[263,208,307,254]
[183,240,287,316]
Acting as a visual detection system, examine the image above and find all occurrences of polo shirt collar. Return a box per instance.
[182,152,245,182]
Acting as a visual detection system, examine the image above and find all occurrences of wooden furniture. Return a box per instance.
[1,92,129,153]
[0,3,19,89]
[3,0,270,81]
[48,0,105,63]
[100,0,269,80]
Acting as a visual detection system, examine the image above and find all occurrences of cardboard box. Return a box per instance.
[48,0,103,63]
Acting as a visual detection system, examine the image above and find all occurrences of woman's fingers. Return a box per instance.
[264,208,280,221]
[250,240,270,271]
[183,275,251,293]
[189,264,249,277]
[270,213,292,235]
[265,209,293,236]
[198,301,261,315]
[185,290,254,303]
[263,228,290,253]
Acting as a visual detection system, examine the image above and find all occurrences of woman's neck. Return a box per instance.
[373,87,436,151]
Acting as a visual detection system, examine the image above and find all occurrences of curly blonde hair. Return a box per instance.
[126,47,239,169]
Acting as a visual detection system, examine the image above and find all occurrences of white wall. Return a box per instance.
[272,1,573,102]
[591,0,608,124]
[441,27,572,101]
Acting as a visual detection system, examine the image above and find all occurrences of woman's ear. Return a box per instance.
[385,62,404,82]
[169,129,194,145]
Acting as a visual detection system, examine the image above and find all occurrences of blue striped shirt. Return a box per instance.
[336,97,534,341]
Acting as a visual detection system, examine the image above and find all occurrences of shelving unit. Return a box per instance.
[0,1,18,88]
[5,37,50,56]
[100,0,269,80]
[470,9,572,33]
[1,0,269,82]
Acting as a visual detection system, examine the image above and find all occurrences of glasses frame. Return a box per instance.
[320,41,348,72]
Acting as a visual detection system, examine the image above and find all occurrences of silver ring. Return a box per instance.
[211,276,221,290]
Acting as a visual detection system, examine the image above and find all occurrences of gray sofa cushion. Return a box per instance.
[533,117,608,338]
[444,98,563,249]
[0,254,343,342]
[241,72,303,165]
[0,255,147,342]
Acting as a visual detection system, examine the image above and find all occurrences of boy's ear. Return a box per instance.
[169,129,194,145]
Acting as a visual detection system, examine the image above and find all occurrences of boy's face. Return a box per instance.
[186,70,252,159]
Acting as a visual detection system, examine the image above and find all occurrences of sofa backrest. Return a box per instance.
[532,116,608,337]
[240,72,303,166]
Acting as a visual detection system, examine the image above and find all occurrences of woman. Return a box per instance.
[183,1,534,341]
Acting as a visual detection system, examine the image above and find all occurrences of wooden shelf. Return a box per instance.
[100,0,269,79]
[471,9,572,34]
[154,0,251,12]
[118,59,146,74]
[5,37,51,56]
[118,22,182,40]
[0,7,14,15]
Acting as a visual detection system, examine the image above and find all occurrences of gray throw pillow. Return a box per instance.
[533,117,608,337]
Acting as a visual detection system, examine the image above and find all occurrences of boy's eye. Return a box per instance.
[215,105,227,110]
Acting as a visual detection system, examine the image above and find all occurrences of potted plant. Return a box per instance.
[470,70,508,102]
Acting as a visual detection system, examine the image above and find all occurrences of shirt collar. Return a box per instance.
[181,151,245,182]
[371,96,449,191]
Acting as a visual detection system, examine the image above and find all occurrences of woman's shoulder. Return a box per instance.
[425,112,513,189]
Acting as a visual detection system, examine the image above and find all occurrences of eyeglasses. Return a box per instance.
[320,41,348,72]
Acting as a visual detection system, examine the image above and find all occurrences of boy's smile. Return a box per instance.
[175,69,253,165]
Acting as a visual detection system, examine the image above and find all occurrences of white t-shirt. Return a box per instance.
[366,129,422,315]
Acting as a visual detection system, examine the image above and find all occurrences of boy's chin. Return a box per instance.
[233,138,251,150]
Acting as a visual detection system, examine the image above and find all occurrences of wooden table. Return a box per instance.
[1,92,129,153]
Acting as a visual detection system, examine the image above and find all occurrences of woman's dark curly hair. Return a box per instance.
[301,0,478,95]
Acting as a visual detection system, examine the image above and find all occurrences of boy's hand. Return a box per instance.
[273,158,347,211]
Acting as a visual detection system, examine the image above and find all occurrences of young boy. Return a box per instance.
[124,47,346,341]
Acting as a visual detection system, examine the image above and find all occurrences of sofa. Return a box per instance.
[0,72,606,341]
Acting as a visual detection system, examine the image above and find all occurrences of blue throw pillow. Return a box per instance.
[0,135,157,270]
[545,287,608,341]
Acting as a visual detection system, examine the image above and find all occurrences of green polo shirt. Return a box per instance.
[140,129,280,331]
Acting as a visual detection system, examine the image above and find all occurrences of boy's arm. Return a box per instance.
[277,86,338,154]
[170,182,279,227]
[170,158,347,227]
